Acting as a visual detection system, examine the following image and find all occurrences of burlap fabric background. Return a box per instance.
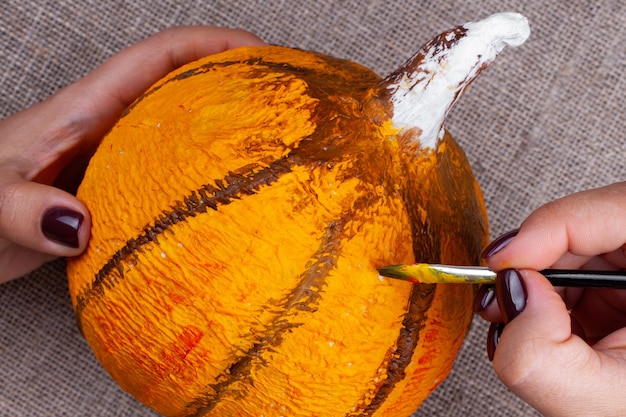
[2,1,625,416]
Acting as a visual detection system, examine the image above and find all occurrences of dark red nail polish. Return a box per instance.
[482,228,519,259]
[495,269,527,323]
[487,322,505,361]
[41,208,83,248]
[473,285,495,313]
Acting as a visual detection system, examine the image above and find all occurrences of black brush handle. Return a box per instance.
[542,269,626,289]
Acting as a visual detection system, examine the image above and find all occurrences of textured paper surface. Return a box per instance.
[2,1,625,416]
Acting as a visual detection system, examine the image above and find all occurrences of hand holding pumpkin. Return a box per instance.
[476,181,626,417]
[0,27,265,284]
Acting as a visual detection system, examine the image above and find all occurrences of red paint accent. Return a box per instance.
[155,325,206,378]
[160,325,204,361]
[203,262,226,271]
[178,325,204,353]
[168,292,186,306]
[418,355,434,365]
[424,328,438,343]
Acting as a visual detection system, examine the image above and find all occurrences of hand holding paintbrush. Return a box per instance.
[452,183,626,417]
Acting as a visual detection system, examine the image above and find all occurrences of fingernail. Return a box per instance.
[473,285,495,313]
[495,269,527,323]
[41,208,83,248]
[481,228,519,259]
[487,322,505,361]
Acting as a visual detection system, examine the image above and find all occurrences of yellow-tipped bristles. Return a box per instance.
[377,264,496,284]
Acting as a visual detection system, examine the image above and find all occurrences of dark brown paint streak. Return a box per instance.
[349,285,436,416]
[122,53,355,118]
[73,155,295,326]
[348,141,448,415]
[184,212,357,417]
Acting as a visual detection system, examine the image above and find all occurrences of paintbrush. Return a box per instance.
[376,263,626,288]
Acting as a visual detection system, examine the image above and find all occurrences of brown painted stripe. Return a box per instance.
[120,59,242,117]
[347,169,443,415]
[121,55,321,118]
[183,213,354,417]
[348,284,436,416]
[180,195,434,417]
[73,155,295,326]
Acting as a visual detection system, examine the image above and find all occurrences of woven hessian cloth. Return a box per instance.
[2,1,625,416]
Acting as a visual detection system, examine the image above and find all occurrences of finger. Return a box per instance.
[477,302,504,323]
[486,182,626,271]
[0,174,90,259]
[1,26,266,182]
[492,270,626,416]
[474,285,503,322]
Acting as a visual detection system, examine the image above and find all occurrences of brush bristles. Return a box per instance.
[376,265,421,282]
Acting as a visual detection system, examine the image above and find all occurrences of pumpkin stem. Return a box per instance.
[379,12,529,150]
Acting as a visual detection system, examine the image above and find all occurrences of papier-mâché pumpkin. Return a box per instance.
[67,13,529,417]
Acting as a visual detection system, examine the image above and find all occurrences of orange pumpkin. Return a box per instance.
[67,13,528,417]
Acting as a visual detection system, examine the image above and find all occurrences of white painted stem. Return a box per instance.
[383,13,530,150]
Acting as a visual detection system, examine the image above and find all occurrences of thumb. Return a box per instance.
[0,175,90,277]
[492,270,625,416]
[485,183,626,272]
